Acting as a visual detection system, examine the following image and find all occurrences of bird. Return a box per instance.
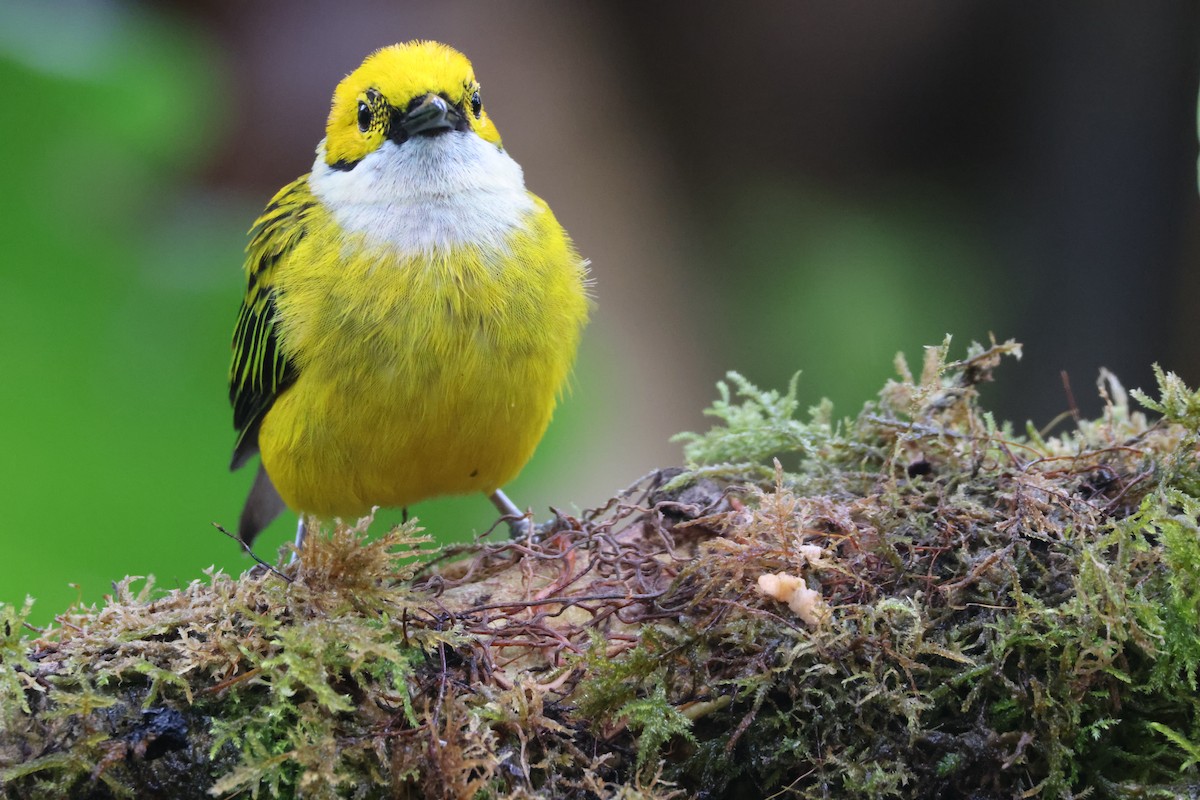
[228,40,589,555]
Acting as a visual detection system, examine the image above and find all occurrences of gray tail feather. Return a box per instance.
[238,463,287,545]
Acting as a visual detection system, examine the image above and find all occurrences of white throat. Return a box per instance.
[308,134,535,254]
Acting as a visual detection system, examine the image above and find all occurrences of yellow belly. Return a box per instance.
[258,198,588,518]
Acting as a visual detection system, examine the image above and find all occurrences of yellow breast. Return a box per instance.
[258,194,588,518]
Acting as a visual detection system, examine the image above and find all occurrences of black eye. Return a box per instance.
[357,101,372,132]
[470,90,482,118]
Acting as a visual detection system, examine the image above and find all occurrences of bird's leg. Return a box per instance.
[288,515,308,565]
[489,489,532,539]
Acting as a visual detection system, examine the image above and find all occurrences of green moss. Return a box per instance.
[0,599,34,720]
[655,338,1200,797]
[2,338,1199,798]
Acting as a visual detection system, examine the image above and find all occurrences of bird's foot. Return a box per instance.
[505,515,536,541]
[489,488,534,540]
[488,489,574,542]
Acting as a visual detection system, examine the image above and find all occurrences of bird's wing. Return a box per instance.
[228,176,315,470]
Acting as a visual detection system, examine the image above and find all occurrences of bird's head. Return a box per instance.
[309,41,532,252]
[322,41,501,172]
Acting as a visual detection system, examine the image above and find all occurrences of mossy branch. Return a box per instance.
[3,338,1200,799]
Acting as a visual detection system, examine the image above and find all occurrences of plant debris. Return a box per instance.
[2,337,1200,799]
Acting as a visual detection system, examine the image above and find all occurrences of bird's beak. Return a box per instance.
[392,94,466,142]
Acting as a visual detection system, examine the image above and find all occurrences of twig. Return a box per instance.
[1061,370,1081,425]
[211,522,293,583]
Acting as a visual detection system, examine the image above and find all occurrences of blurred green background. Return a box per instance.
[2,1,1197,624]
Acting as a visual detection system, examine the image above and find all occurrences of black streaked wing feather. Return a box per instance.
[229,176,315,470]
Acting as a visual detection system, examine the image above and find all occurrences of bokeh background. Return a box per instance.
[2,1,1197,624]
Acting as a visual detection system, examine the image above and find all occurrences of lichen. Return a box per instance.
[2,338,1199,799]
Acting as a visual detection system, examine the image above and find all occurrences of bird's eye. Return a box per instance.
[357,101,372,132]
[470,90,482,118]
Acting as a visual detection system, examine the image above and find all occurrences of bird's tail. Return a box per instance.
[239,463,286,545]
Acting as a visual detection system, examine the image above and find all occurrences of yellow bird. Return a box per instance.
[229,41,589,551]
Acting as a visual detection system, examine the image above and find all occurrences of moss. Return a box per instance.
[2,338,1200,798]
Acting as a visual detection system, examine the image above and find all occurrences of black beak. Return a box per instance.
[391,94,466,143]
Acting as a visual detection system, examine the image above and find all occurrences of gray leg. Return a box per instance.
[489,489,522,518]
[288,515,308,564]
[488,489,531,539]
